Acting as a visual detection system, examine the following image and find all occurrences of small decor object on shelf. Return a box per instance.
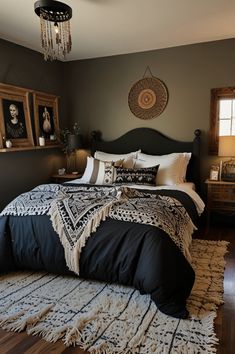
[50,134,56,141]
[34,0,72,61]
[39,136,45,146]
[5,140,12,148]
[0,83,34,148]
[58,168,66,176]
[209,164,219,181]
[128,66,168,120]
[33,91,60,147]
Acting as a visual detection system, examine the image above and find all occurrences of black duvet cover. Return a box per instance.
[0,186,199,319]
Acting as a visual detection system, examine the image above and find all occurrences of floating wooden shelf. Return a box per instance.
[0,145,61,153]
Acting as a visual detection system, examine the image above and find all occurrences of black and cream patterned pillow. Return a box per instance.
[114,165,159,185]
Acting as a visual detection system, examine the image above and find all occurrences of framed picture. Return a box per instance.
[33,92,60,146]
[0,83,34,148]
[209,164,220,181]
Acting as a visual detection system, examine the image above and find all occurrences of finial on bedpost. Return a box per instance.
[194,129,201,138]
[91,130,102,142]
[91,131,102,156]
[193,129,201,194]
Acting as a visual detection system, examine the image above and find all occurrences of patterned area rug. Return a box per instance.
[0,239,228,354]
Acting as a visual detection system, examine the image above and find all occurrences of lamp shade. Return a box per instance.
[67,134,83,152]
[218,136,235,157]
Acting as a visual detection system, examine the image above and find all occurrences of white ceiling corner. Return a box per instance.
[0,0,234,61]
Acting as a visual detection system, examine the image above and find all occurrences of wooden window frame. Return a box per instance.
[209,87,235,155]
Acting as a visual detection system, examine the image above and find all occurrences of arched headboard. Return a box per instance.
[91,128,201,191]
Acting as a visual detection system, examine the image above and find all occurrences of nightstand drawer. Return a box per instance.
[211,200,235,211]
[205,179,235,227]
[209,184,235,201]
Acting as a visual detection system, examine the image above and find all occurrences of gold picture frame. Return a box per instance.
[0,83,34,148]
[33,91,60,146]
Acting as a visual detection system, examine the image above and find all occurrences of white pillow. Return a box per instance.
[180,152,192,182]
[81,157,115,185]
[94,150,140,162]
[135,152,191,185]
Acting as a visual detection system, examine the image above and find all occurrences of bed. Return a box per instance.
[0,128,204,319]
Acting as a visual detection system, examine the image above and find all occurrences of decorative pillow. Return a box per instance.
[94,150,140,162]
[81,157,115,185]
[135,152,191,185]
[114,166,159,185]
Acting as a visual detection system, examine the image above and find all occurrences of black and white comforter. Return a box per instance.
[0,183,200,319]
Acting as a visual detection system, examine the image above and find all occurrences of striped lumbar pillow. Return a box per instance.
[82,157,115,184]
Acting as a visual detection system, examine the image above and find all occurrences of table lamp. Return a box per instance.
[218,136,235,181]
[67,134,83,173]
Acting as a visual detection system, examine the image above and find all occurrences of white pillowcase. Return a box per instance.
[135,152,191,186]
[94,150,140,162]
[81,157,115,185]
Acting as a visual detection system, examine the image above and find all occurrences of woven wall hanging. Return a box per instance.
[128,67,168,120]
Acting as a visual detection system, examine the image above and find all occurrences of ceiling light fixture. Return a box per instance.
[34,0,72,61]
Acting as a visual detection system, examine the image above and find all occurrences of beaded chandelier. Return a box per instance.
[34,0,72,61]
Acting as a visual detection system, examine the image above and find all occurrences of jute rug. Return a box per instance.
[0,239,228,354]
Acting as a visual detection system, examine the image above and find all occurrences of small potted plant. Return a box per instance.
[60,122,83,173]
[60,122,80,153]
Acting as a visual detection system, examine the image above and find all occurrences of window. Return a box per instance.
[209,87,235,154]
[219,99,235,135]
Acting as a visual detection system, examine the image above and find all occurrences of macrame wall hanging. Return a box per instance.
[128,66,168,120]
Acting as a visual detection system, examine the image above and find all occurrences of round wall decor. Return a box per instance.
[128,77,168,120]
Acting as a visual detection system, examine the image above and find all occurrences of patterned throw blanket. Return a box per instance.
[0,184,195,274]
[110,188,196,263]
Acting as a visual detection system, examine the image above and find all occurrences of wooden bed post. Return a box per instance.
[91,130,102,156]
[193,129,201,194]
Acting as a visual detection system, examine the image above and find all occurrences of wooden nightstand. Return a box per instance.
[205,179,235,226]
[51,173,82,183]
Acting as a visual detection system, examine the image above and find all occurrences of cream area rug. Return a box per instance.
[0,239,228,354]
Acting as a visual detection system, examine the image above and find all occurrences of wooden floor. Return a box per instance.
[0,221,234,354]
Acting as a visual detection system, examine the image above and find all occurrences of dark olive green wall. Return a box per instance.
[64,38,235,185]
[0,39,66,211]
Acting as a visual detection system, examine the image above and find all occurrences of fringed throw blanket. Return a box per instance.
[1,184,195,274]
[110,188,196,263]
[0,184,122,274]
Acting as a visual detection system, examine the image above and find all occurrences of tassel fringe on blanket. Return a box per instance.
[1,184,196,274]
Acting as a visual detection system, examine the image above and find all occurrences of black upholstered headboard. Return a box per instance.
[91,128,201,191]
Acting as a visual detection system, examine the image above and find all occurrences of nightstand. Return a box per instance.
[51,173,82,183]
[205,179,235,227]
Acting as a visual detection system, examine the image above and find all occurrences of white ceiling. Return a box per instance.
[0,0,235,61]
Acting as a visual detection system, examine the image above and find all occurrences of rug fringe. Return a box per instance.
[64,307,100,346]
[0,239,229,353]
[0,304,52,333]
[27,324,68,343]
